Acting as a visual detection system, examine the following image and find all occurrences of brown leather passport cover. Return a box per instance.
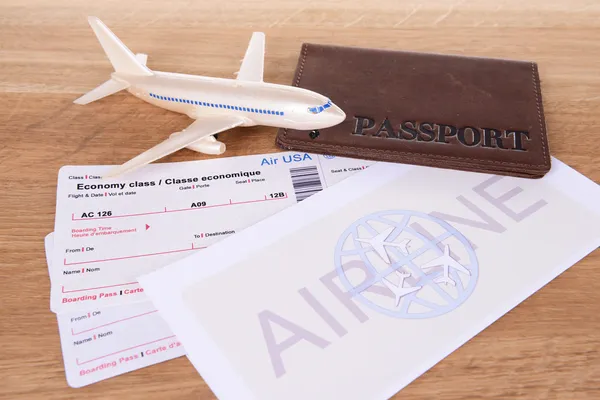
[276,44,551,178]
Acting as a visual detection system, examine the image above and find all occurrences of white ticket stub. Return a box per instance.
[51,153,373,314]
[45,234,184,388]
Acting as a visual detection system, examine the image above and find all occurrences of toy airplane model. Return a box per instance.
[75,17,346,177]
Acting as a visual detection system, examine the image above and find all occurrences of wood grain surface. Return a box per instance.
[1,1,599,399]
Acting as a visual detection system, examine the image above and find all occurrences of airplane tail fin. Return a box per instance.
[87,16,152,76]
[74,17,152,105]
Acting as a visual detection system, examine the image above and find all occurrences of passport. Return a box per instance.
[276,44,551,178]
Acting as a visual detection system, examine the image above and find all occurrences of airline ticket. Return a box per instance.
[51,152,373,314]
[45,234,184,388]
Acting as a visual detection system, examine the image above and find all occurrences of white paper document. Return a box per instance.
[140,159,600,400]
[51,153,373,313]
[45,234,184,388]
[47,152,372,386]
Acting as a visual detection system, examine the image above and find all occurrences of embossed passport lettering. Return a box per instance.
[277,44,551,178]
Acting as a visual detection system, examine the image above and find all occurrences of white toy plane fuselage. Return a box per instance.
[75,17,345,177]
[121,72,343,131]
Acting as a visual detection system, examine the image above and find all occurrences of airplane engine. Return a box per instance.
[169,133,226,155]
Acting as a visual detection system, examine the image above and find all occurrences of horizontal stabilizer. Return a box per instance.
[73,78,129,105]
[135,53,148,66]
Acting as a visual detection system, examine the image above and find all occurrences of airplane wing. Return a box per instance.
[374,227,395,242]
[236,32,265,82]
[448,259,471,275]
[104,115,245,178]
[420,256,443,271]
[381,278,397,293]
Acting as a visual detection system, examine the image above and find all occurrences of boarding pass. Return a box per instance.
[45,234,184,388]
[51,152,373,313]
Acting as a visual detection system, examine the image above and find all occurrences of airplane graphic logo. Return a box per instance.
[381,271,422,307]
[335,210,479,319]
[421,244,471,286]
[356,227,410,264]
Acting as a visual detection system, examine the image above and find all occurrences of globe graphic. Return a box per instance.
[334,210,478,319]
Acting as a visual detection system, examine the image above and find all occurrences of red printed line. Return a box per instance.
[71,310,158,335]
[76,335,176,366]
[63,244,205,266]
[164,201,239,215]
[70,194,288,221]
[230,194,288,206]
[72,210,166,221]
[62,281,138,294]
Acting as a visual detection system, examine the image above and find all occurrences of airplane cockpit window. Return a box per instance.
[308,99,332,114]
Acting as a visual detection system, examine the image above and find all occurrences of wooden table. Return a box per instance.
[1,1,599,398]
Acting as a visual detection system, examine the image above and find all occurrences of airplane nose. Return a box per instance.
[322,102,345,127]
[314,103,346,129]
[331,103,346,123]
[300,100,347,130]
